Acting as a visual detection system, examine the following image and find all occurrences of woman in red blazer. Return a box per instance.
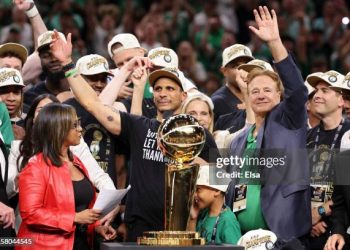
[16,103,115,250]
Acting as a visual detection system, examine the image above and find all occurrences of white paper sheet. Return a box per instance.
[93,185,131,216]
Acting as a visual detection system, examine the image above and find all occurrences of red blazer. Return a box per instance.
[16,153,97,250]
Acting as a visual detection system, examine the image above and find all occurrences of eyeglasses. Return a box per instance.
[72,118,81,129]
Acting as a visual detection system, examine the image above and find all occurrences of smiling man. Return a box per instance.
[226,6,311,243]
[306,70,350,249]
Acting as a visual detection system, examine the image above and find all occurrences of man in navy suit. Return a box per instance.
[226,6,311,242]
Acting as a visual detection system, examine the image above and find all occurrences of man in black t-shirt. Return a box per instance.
[211,44,254,123]
[306,70,350,249]
[117,68,219,241]
[53,34,220,241]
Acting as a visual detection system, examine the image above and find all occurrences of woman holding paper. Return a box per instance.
[16,103,116,250]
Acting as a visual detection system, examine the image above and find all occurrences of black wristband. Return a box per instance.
[62,62,75,73]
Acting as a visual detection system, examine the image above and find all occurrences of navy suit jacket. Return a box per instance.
[226,55,311,240]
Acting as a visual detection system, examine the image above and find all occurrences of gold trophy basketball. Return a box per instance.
[137,114,206,246]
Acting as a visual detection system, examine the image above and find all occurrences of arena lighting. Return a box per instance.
[342,17,350,25]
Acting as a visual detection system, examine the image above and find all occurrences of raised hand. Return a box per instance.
[249,6,280,44]
[13,0,32,11]
[131,66,148,87]
[249,6,287,62]
[235,69,248,92]
[50,30,72,65]
[124,56,153,73]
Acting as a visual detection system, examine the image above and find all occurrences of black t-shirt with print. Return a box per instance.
[119,112,220,230]
[307,119,350,182]
[64,98,117,184]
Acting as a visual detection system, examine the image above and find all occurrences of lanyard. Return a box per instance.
[210,204,226,244]
[312,118,344,173]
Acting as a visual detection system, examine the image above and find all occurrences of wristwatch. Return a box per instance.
[318,206,326,218]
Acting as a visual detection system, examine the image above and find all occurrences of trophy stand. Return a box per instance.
[137,115,206,246]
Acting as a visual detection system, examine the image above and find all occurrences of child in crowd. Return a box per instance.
[188,165,241,245]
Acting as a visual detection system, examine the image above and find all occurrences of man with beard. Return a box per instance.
[23,31,69,112]
[211,43,254,123]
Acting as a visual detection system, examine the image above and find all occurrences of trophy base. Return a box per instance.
[137,231,205,246]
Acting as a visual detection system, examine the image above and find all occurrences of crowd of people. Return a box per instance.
[0,1,350,250]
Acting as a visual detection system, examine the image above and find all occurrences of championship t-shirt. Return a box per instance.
[64,98,117,184]
[307,119,350,207]
[118,112,220,230]
[307,119,350,182]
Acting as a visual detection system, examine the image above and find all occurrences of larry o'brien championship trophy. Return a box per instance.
[137,114,206,246]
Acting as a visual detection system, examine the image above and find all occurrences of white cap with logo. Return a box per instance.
[76,54,113,76]
[148,47,179,68]
[107,33,147,59]
[331,72,350,93]
[222,44,254,67]
[237,229,277,250]
[306,70,345,89]
[238,59,274,73]
[37,31,66,52]
[0,67,24,88]
[196,165,228,193]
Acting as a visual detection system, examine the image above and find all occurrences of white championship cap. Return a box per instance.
[237,229,277,250]
[37,31,66,52]
[330,72,350,93]
[148,47,179,68]
[306,70,345,89]
[107,33,146,59]
[76,54,113,76]
[222,44,254,67]
[0,67,24,88]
